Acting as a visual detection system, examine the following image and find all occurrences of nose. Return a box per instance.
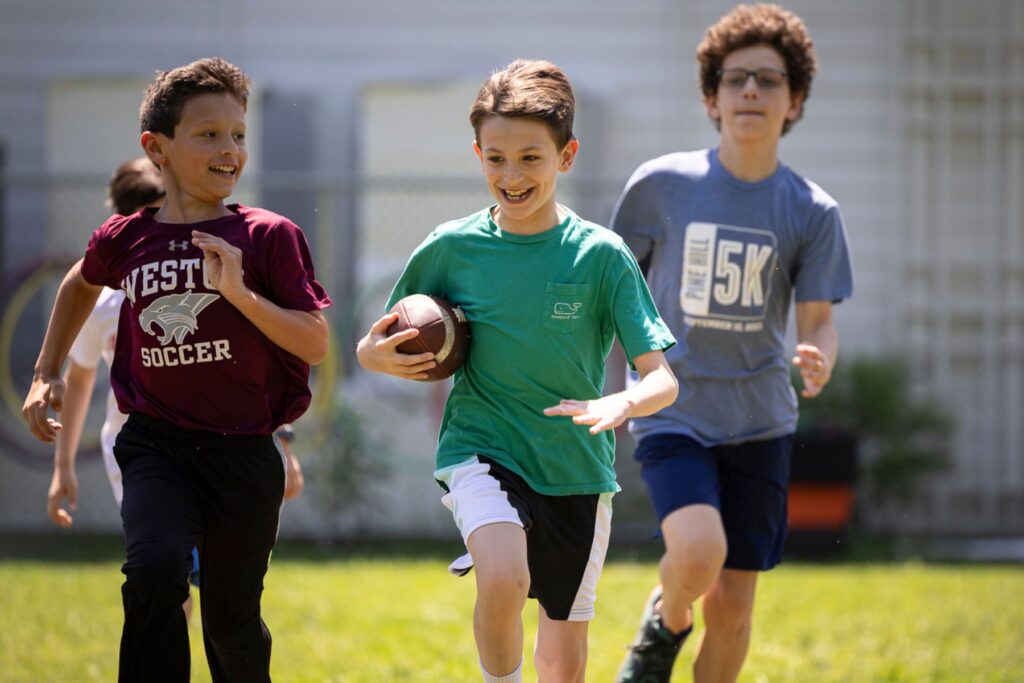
[502,163,524,184]
[741,74,760,96]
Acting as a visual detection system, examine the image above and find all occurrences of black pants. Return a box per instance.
[114,413,285,683]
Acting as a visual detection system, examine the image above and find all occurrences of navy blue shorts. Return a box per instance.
[635,432,793,571]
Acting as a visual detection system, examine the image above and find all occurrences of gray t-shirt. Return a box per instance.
[611,148,853,446]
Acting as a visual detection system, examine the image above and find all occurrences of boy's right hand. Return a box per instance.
[22,374,65,443]
[356,313,437,380]
[47,466,78,528]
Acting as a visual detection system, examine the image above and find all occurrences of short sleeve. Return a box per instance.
[260,220,332,312]
[608,243,676,369]
[610,165,665,264]
[80,222,119,288]
[794,205,854,304]
[385,231,446,310]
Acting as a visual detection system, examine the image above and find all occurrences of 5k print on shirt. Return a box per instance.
[680,222,777,333]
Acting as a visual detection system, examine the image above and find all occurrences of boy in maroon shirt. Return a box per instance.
[22,58,331,682]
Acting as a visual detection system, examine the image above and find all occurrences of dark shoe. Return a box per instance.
[615,586,691,683]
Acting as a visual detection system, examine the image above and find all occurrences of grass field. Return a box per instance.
[1,535,1022,682]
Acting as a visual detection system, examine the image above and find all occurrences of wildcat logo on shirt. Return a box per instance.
[679,222,777,333]
[140,292,219,345]
[123,258,234,368]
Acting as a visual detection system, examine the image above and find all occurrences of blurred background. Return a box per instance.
[0,0,1021,552]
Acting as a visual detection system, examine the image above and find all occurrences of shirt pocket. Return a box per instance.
[542,282,591,333]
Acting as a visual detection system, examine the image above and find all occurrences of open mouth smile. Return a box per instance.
[502,187,533,203]
[209,164,237,177]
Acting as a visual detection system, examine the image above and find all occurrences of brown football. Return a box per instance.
[386,294,470,381]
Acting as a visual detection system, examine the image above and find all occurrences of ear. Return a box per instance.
[704,93,721,124]
[473,139,483,164]
[141,131,166,168]
[558,138,580,172]
[786,92,805,123]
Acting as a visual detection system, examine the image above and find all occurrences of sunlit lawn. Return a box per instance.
[1,536,1022,682]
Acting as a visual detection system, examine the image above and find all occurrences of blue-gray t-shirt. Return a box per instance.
[611,148,854,446]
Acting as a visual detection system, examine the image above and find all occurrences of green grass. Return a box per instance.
[1,537,1022,682]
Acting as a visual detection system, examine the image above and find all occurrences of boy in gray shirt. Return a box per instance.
[612,5,853,682]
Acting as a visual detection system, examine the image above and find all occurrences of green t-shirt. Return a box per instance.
[387,207,675,495]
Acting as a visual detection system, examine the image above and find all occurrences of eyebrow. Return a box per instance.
[482,145,545,153]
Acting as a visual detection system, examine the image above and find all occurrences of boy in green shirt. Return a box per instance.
[357,59,677,683]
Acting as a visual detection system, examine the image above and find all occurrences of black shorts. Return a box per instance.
[437,456,614,621]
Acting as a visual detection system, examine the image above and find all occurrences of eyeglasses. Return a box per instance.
[717,68,788,90]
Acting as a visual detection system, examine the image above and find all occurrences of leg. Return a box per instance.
[529,492,611,683]
[196,438,284,683]
[659,503,727,633]
[467,522,530,679]
[691,435,792,683]
[693,569,758,683]
[534,608,588,683]
[116,425,203,683]
[617,434,722,683]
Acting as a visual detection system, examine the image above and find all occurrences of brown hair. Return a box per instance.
[697,3,817,135]
[139,57,251,137]
[469,59,575,149]
[107,157,165,215]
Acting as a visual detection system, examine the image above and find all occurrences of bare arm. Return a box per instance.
[191,230,329,365]
[544,349,679,434]
[22,261,102,442]
[793,300,840,398]
[47,360,97,527]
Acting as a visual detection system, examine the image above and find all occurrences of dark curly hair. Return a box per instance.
[697,3,817,135]
[139,57,251,137]
[470,59,575,149]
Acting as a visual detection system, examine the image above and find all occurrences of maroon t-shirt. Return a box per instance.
[81,204,332,434]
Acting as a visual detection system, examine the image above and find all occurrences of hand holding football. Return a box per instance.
[386,294,470,381]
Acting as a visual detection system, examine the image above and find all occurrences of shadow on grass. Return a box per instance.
[1,531,903,565]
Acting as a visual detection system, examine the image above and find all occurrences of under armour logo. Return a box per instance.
[168,240,190,251]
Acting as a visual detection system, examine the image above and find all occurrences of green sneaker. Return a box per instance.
[615,586,691,683]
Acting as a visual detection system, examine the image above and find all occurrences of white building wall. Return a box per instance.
[0,0,1019,536]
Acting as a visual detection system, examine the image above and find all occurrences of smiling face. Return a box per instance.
[474,115,578,234]
[705,44,803,144]
[143,92,247,214]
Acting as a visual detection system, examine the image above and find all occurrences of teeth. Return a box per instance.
[211,165,235,173]
[505,189,528,198]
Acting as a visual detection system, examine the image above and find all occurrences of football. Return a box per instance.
[386,294,470,381]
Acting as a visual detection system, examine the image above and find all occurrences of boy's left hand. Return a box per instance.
[792,343,831,398]
[192,231,247,302]
[544,395,633,435]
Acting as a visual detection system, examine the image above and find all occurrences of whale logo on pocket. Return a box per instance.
[552,302,582,319]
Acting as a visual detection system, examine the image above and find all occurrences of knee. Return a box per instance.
[475,563,530,605]
[121,566,189,611]
[661,538,726,593]
[534,645,585,683]
[124,540,194,582]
